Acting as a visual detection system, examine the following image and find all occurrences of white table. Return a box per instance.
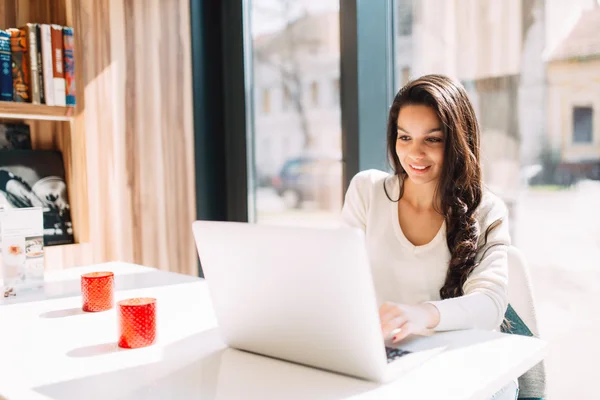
[0,263,547,400]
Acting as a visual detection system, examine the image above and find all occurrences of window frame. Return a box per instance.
[340,0,395,190]
[189,0,398,252]
[190,0,253,276]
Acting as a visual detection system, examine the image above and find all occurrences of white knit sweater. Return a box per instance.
[341,169,511,331]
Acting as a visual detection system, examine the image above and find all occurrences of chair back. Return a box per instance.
[504,245,547,399]
[506,246,541,336]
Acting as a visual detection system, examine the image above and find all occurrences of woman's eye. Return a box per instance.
[427,137,442,143]
[397,135,410,141]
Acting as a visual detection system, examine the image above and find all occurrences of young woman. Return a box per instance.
[341,75,515,397]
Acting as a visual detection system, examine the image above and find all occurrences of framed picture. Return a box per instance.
[0,150,74,246]
[0,123,32,150]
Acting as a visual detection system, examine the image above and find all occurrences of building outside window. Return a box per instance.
[262,88,271,114]
[282,84,291,111]
[310,81,319,107]
[250,0,342,226]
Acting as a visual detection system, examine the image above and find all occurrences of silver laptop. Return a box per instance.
[192,220,445,383]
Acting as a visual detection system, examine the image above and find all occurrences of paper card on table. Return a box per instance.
[0,206,44,297]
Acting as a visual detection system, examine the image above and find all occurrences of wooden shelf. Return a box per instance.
[0,102,74,121]
[44,242,93,270]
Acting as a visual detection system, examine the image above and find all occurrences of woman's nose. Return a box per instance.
[408,142,426,160]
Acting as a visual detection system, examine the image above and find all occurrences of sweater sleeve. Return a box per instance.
[426,193,511,331]
[340,171,373,232]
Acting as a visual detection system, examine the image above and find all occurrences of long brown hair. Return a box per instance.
[384,74,500,300]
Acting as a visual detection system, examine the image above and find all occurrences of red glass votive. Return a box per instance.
[81,272,114,312]
[118,297,157,349]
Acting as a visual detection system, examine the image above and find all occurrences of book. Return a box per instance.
[7,28,30,102]
[40,24,54,106]
[0,123,31,149]
[36,24,45,104]
[24,23,41,104]
[63,27,75,106]
[0,31,13,102]
[0,150,74,246]
[50,25,65,106]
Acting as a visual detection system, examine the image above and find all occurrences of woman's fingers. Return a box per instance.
[379,302,437,343]
[391,322,414,343]
[391,325,435,343]
[379,302,403,324]
[381,315,408,339]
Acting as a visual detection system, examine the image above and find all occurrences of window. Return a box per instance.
[393,2,600,398]
[310,81,319,106]
[262,88,271,114]
[250,0,342,226]
[573,106,593,143]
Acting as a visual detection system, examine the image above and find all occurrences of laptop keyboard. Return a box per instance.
[385,346,411,363]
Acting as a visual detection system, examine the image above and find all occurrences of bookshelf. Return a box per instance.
[0,0,197,275]
[0,0,90,269]
[0,102,73,121]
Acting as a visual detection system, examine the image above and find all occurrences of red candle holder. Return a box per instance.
[81,272,114,312]
[118,297,157,349]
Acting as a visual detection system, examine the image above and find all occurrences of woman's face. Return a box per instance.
[395,105,445,186]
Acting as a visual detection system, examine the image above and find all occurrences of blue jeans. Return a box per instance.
[490,379,519,400]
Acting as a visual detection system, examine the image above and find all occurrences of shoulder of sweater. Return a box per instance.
[476,187,509,223]
[349,169,392,193]
[351,169,391,186]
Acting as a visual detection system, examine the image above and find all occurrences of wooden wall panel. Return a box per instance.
[0,0,16,28]
[81,0,197,275]
[0,0,66,33]
[44,242,93,272]
[80,0,134,266]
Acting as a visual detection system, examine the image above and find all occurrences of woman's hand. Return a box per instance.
[379,302,440,343]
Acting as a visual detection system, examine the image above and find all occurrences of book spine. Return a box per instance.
[25,23,40,104]
[36,24,44,104]
[50,25,65,106]
[0,31,13,101]
[63,27,75,107]
[41,24,54,106]
[8,28,30,102]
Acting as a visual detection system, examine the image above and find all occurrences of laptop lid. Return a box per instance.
[192,220,388,381]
